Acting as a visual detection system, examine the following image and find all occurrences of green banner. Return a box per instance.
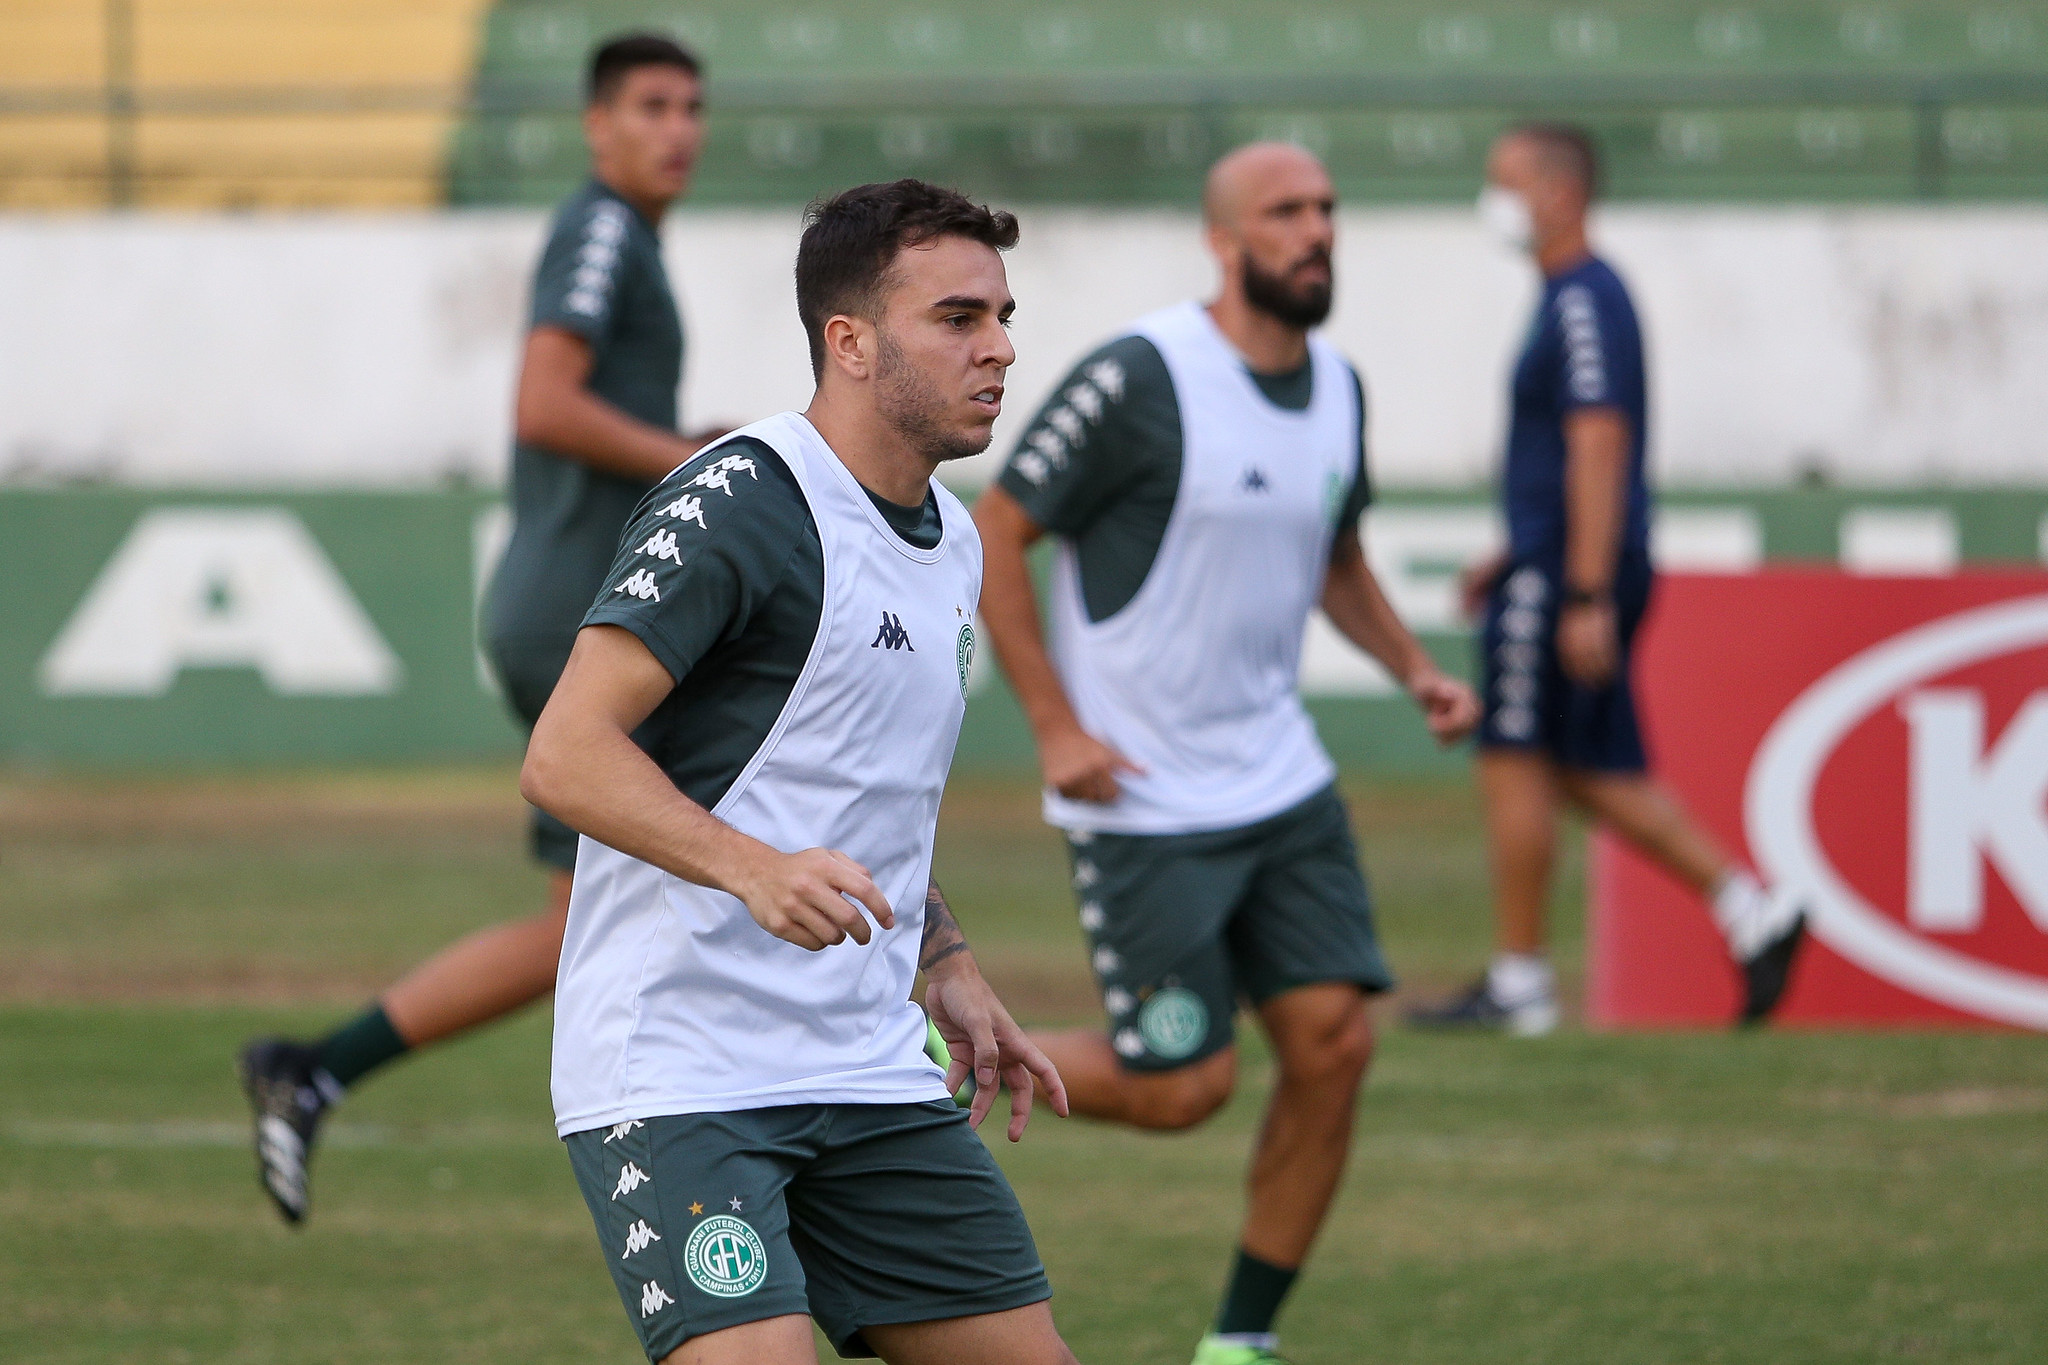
[3,487,2043,773]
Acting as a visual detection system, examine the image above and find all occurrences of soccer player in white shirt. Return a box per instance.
[525,180,1076,1365]
[976,144,1480,1365]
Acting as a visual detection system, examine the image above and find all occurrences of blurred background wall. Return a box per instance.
[4,207,2048,488]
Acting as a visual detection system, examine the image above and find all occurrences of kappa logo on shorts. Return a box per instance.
[684,1215,769,1298]
[612,1161,652,1199]
[602,1120,645,1144]
[621,1219,663,1258]
[640,1279,675,1318]
[1138,987,1209,1060]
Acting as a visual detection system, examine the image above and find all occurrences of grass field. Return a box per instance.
[3,769,2044,1364]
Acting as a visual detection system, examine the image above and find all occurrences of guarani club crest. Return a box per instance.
[685,1215,769,1298]
[956,622,976,699]
[1138,986,1208,1059]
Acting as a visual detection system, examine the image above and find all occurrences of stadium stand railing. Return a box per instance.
[5,1,2047,209]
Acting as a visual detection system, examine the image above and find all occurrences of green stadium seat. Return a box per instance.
[449,0,2048,206]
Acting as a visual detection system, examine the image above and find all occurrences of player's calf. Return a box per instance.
[1118,1047,1238,1131]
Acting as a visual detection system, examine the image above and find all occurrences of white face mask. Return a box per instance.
[1477,184,1534,251]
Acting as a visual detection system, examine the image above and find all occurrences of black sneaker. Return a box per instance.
[1406,977,1559,1036]
[1737,914,1807,1027]
[236,1038,338,1225]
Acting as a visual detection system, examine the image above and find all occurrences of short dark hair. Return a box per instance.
[586,33,701,105]
[1511,121,1601,199]
[794,179,1021,379]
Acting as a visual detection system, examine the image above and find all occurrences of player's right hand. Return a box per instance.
[733,847,896,951]
[1039,725,1143,804]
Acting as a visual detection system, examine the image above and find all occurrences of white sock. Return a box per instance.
[1211,1333,1279,1350]
[1712,871,1783,960]
[1487,953,1554,1007]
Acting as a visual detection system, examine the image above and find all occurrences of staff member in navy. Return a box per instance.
[1407,123,1807,1035]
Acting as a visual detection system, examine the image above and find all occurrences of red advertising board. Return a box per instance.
[1591,571,2048,1030]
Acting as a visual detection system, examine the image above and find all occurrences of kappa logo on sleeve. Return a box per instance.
[615,570,662,602]
[565,205,629,318]
[1557,284,1609,403]
[658,492,707,529]
[1083,356,1125,400]
[686,452,759,496]
[1064,380,1105,422]
[638,529,684,565]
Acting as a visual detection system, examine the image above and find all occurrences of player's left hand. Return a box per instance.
[1409,668,1481,746]
[1558,601,1619,686]
[924,965,1070,1142]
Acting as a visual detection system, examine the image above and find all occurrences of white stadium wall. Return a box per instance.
[1,206,2046,490]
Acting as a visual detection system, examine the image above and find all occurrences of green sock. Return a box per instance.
[315,1004,410,1090]
[1214,1248,1298,1337]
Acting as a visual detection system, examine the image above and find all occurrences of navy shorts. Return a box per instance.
[1476,556,1653,774]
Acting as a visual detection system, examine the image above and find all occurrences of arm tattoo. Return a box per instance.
[920,879,971,973]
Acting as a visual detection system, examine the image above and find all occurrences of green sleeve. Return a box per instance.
[1335,364,1373,532]
[530,196,636,346]
[581,438,812,684]
[995,334,1181,537]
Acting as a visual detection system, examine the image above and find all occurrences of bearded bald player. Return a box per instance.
[976,145,1480,1365]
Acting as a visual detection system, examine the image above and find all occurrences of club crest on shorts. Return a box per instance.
[684,1215,768,1298]
[956,623,976,699]
[1138,986,1208,1060]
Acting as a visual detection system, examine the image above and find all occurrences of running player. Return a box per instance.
[1406,124,1807,1035]
[974,143,1480,1365]
[237,33,727,1223]
[527,179,1075,1365]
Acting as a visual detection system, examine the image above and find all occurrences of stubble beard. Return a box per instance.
[1242,249,1334,330]
[875,329,992,466]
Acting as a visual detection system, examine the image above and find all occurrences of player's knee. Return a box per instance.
[1279,997,1375,1088]
[1127,1049,1236,1130]
[1330,1002,1377,1076]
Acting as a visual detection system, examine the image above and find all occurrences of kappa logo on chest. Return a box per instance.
[870,611,914,651]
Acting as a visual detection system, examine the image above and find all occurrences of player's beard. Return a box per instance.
[1242,247,1334,329]
[874,329,991,465]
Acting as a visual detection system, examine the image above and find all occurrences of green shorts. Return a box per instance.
[486,631,578,870]
[1068,783,1394,1073]
[565,1102,1050,1361]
